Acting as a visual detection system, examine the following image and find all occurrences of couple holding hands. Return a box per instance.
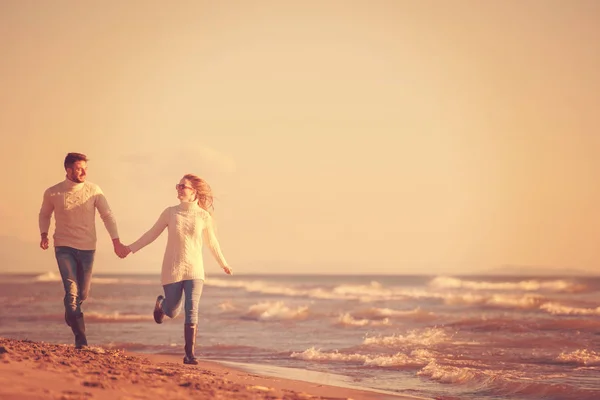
[39,152,232,365]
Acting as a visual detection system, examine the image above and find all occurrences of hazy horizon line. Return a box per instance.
[3,271,599,278]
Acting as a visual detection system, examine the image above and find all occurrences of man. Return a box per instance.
[39,152,128,348]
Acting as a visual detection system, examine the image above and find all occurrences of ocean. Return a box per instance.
[1,272,599,399]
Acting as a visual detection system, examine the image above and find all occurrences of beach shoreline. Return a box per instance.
[0,337,425,400]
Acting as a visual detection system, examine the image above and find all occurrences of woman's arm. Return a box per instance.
[203,215,232,274]
[128,208,170,253]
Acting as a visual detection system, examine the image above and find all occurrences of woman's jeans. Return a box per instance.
[55,246,95,319]
[161,279,204,324]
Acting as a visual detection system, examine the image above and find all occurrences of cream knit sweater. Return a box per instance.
[39,179,120,250]
[128,201,229,285]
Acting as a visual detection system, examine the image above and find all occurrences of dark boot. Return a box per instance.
[153,295,165,324]
[183,323,198,365]
[69,313,88,349]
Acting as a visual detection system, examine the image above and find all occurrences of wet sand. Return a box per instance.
[0,338,425,400]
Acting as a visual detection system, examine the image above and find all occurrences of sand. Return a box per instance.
[0,338,424,400]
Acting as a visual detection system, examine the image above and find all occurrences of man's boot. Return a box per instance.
[183,323,198,365]
[69,313,88,349]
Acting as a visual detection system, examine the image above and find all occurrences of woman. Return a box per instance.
[125,174,233,365]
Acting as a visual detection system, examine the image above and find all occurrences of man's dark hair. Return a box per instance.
[64,152,88,170]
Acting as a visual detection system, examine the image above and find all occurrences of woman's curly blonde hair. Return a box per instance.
[183,173,214,214]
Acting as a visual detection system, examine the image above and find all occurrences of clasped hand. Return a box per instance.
[113,239,131,259]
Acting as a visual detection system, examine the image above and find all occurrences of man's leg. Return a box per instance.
[55,247,86,348]
[70,249,95,348]
[77,249,95,309]
[55,247,81,319]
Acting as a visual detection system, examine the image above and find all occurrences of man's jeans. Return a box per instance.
[55,246,95,319]
[161,279,204,325]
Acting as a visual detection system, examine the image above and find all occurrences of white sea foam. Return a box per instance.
[364,327,450,347]
[540,302,600,316]
[443,292,546,309]
[417,361,593,399]
[34,271,62,282]
[351,306,435,321]
[429,276,586,293]
[243,301,309,321]
[33,272,156,285]
[290,347,434,368]
[84,312,153,322]
[556,349,600,366]
[209,278,563,314]
[93,277,157,285]
[218,301,237,312]
[334,307,436,327]
[206,278,400,302]
[335,313,391,327]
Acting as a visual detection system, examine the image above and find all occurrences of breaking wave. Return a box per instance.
[290,347,435,368]
[429,276,587,293]
[242,301,310,321]
[364,328,451,348]
[417,361,599,400]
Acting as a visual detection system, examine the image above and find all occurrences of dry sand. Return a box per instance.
[0,338,425,400]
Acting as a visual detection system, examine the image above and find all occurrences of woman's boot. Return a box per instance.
[153,295,165,324]
[183,323,198,365]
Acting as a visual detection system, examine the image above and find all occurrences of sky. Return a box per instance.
[0,0,599,275]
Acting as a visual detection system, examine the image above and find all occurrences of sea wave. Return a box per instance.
[104,342,277,359]
[556,349,600,366]
[105,342,179,352]
[84,312,154,322]
[242,301,310,321]
[207,278,576,318]
[20,311,155,323]
[335,313,391,327]
[417,361,599,400]
[94,278,157,285]
[218,301,238,312]
[448,315,600,333]
[364,327,450,348]
[290,347,434,368]
[429,276,587,293]
[32,271,157,285]
[34,271,62,282]
[351,306,436,321]
[540,302,600,316]
[335,307,435,327]
[206,278,579,314]
[206,278,399,302]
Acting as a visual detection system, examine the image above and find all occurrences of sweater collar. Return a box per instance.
[63,177,85,191]
[178,200,200,211]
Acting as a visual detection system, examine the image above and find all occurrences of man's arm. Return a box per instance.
[94,189,119,239]
[39,189,54,250]
[94,187,127,257]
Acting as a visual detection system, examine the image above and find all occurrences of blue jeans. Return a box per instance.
[161,279,204,325]
[55,246,95,318]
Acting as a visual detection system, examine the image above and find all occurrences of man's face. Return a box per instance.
[67,160,87,183]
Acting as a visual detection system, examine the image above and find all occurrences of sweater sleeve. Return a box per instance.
[38,188,54,235]
[203,215,229,268]
[128,208,169,253]
[94,186,120,240]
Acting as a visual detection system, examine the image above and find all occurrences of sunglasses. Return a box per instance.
[175,184,193,191]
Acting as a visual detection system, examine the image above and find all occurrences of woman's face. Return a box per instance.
[176,178,196,202]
